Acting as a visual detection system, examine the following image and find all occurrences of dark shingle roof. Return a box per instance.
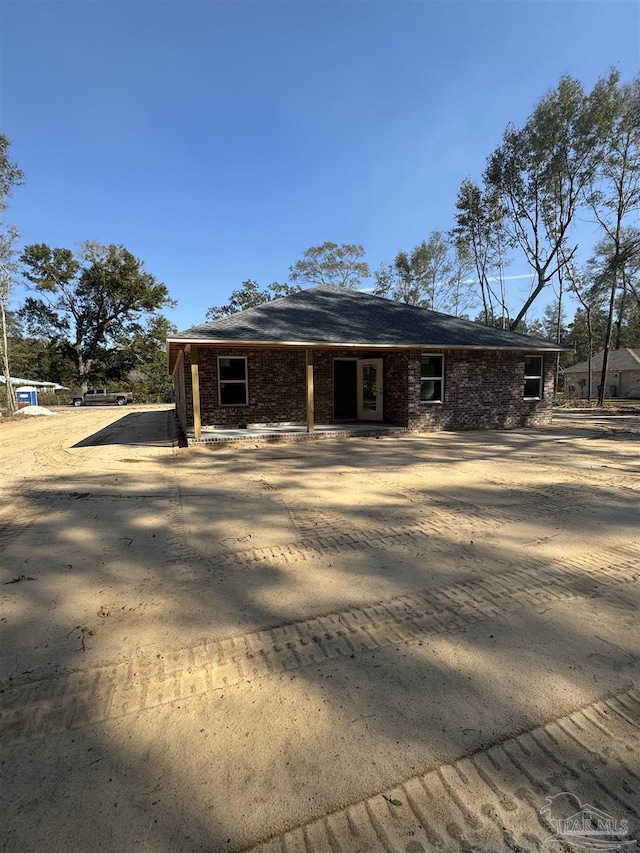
[564,348,640,373]
[170,284,568,351]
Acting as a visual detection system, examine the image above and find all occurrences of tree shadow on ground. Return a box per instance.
[1,429,639,851]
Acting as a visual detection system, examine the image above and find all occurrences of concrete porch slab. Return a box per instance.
[186,422,408,445]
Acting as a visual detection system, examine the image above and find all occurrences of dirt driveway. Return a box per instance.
[0,406,639,852]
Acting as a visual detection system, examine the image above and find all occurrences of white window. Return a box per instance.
[218,356,248,405]
[524,355,543,399]
[420,354,443,403]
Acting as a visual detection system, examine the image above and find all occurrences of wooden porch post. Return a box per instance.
[190,344,202,440]
[305,348,315,433]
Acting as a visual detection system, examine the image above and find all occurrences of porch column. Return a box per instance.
[305,348,315,433]
[189,344,202,440]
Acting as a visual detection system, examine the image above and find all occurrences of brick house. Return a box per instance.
[167,285,568,438]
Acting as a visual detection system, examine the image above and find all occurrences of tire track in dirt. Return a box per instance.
[0,545,637,746]
[251,472,507,540]
[167,482,508,578]
[168,474,640,578]
[244,688,640,853]
[528,462,640,495]
[369,470,631,529]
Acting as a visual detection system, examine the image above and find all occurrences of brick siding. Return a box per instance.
[173,346,554,430]
[407,349,554,430]
[178,347,307,428]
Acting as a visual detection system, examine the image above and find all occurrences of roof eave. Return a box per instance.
[166,337,569,353]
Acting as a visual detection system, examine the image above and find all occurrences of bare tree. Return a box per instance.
[0,227,20,413]
[0,136,24,414]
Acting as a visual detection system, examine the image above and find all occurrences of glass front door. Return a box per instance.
[357,359,383,421]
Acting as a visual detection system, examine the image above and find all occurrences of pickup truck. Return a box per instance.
[70,388,134,407]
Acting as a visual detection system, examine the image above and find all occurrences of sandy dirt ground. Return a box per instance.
[0,405,638,852]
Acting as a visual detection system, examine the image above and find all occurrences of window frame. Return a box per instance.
[524,355,544,400]
[218,356,248,406]
[420,353,444,404]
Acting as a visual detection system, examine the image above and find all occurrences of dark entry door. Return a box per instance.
[333,359,357,420]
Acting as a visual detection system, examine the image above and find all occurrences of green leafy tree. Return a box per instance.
[485,74,610,331]
[288,242,370,289]
[564,232,640,401]
[373,256,423,306]
[585,230,640,399]
[206,279,301,321]
[405,233,454,311]
[473,308,510,328]
[207,280,270,319]
[6,305,81,392]
[19,241,174,391]
[528,297,572,392]
[7,312,77,389]
[584,75,640,404]
[610,230,640,350]
[207,244,369,321]
[374,232,475,315]
[0,135,25,414]
[566,279,640,359]
[97,313,177,402]
[527,302,570,343]
[452,179,512,325]
[563,252,607,394]
[567,305,607,362]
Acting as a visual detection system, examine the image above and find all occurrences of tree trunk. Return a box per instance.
[597,264,618,407]
[77,350,90,393]
[586,306,593,404]
[613,288,626,350]
[75,343,96,393]
[479,274,490,325]
[0,299,17,414]
[555,270,563,397]
[510,267,546,331]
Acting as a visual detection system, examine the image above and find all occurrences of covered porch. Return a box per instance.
[172,344,409,440]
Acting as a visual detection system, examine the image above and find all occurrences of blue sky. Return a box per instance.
[1,0,639,332]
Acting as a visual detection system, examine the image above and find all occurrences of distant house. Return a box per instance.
[563,348,640,399]
[167,284,569,439]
